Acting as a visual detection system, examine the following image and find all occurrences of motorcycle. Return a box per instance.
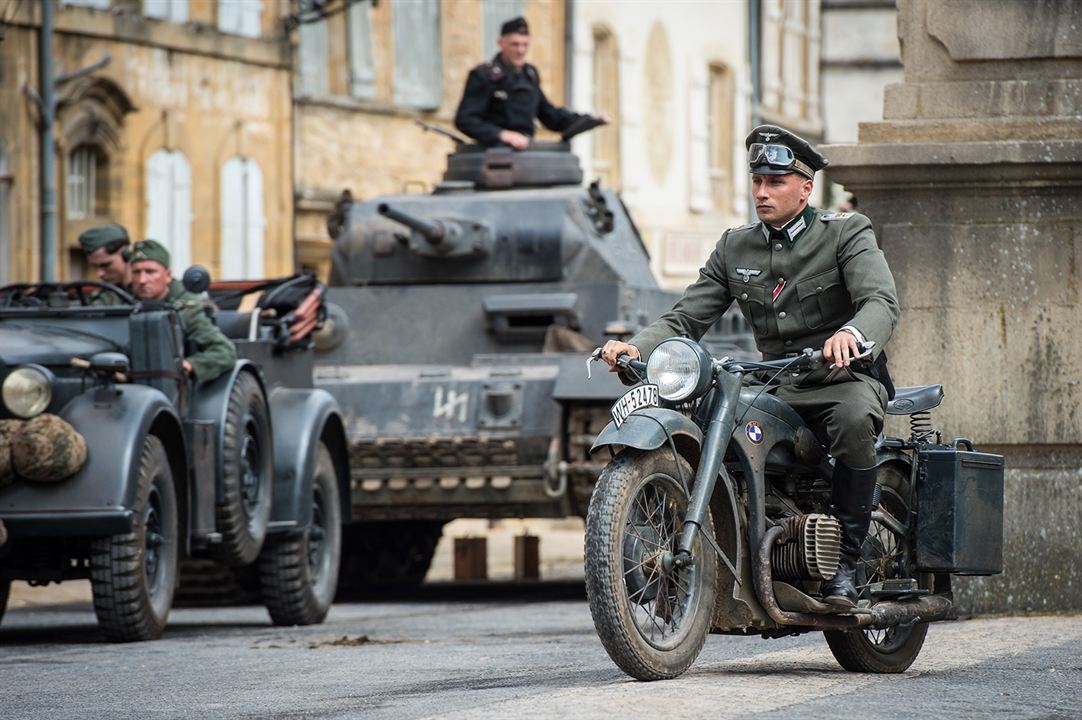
[584,338,1004,680]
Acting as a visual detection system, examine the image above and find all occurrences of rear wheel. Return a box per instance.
[212,372,273,567]
[90,435,178,642]
[825,462,929,672]
[585,448,717,681]
[260,444,342,626]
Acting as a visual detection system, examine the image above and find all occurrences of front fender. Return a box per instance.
[266,387,347,531]
[0,385,184,537]
[589,408,703,458]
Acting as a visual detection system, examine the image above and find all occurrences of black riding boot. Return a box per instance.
[820,462,878,608]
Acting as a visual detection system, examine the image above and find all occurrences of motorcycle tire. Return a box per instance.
[585,448,717,681]
[825,462,929,672]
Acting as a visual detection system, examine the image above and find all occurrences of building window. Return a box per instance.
[66,145,108,220]
[592,26,621,191]
[63,0,111,8]
[481,0,526,56]
[347,0,376,99]
[146,149,192,272]
[393,0,441,110]
[0,139,10,285]
[708,64,734,211]
[220,157,265,279]
[761,0,820,125]
[143,0,188,22]
[218,0,262,37]
[297,8,329,97]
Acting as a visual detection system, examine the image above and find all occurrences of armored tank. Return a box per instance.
[315,140,751,589]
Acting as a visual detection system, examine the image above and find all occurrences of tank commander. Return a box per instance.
[78,223,132,305]
[599,125,901,609]
[454,16,607,150]
[129,239,237,384]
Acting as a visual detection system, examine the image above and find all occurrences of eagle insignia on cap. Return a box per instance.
[759,132,780,142]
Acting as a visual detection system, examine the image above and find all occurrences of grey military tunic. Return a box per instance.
[164,280,237,384]
[630,206,901,468]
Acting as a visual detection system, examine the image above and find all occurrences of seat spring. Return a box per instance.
[909,410,933,441]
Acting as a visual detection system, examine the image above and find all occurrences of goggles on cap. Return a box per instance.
[748,143,796,169]
[747,143,815,178]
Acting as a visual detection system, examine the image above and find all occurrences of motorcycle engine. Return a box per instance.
[771,514,842,581]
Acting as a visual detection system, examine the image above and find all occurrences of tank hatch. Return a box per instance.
[443,142,583,190]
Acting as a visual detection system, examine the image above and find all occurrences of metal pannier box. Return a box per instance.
[915,447,1005,575]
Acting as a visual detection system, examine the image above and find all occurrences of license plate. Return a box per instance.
[611,384,660,428]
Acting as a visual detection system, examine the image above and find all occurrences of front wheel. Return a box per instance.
[585,448,717,681]
[90,435,178,642]
[825,462,929,672]
[259,444,342,626]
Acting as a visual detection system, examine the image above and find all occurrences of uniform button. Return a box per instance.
[740,292,748,301]
[816,286,823,294]
[778,277,785,284]
[785,339,793,346]
[774,243,783,251]
[778,311,787,319]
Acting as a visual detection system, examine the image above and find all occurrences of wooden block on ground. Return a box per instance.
[513,534,540,581]
[453,537,487,581]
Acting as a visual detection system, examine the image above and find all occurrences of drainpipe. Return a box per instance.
[564,0,575,109]
[747,0,762,223]
[40,0,57,281]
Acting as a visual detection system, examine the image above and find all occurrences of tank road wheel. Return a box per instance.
[259,444,342,626]
[585,448,717,681]
[213,372,273,567]
[90,435,178,642]
[825,463,929,673]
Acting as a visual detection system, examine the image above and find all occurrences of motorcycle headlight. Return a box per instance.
[3,365,53,419]
[646,338,714,402]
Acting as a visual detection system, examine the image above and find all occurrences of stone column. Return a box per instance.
[822,0,1082,614]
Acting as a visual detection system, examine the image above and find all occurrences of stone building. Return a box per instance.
[0,0,294,283]
[291,0,569,276]
[569,0,825,289]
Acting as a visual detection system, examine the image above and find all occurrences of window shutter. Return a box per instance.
[481,0,525,56]
[348,1,376,99]
[171,151,192,271]
[687,65,711,214]
[145,150,169,249]
[240,0,262,37]
[393,0,441,109]
[243,160,265,278]
[218,0,241,34]
[220,158,244,279]
[145,0,188,22]
[298,17,329,96]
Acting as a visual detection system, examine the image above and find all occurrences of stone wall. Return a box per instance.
[823,0,1082,614]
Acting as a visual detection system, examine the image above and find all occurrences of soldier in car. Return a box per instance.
[129,240,237,383]
[78,224,133,305]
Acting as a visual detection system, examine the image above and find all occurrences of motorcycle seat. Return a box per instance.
[886,384,944,415]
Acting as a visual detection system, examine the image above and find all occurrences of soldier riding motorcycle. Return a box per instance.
[584,342,1003,680]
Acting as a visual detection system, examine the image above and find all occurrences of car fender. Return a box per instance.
[186,360,266,501]
[0,385,185,537]
[266,386,349,530]
[589,408,703,462]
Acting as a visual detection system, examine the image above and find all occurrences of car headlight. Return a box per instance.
[3,365,53,419]
[645,338,714,402]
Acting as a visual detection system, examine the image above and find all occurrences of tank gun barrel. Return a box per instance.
[377,203,445,243]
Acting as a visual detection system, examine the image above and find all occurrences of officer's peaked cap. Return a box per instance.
[78,224,129,253]
[500,16,528,36]
[131,239,171,269]
[745,124,828,179]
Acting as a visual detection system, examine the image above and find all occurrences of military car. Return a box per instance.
[314,137,752,590]
[0,275,349,641]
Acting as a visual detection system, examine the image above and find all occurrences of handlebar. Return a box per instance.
[723,341,875,373]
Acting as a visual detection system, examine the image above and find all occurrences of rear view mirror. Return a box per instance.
[183,265,211,294]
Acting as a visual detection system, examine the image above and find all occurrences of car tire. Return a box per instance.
[212,371,273,567]
[90,434,178,642]
[259,443,341,626]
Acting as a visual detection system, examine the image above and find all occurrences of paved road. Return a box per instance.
[2,582,1080,720]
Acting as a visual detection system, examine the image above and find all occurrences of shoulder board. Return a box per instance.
[819,212,853,222]
[481,63,505,82]
[727,222,758,233]
[524,64,540,84]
